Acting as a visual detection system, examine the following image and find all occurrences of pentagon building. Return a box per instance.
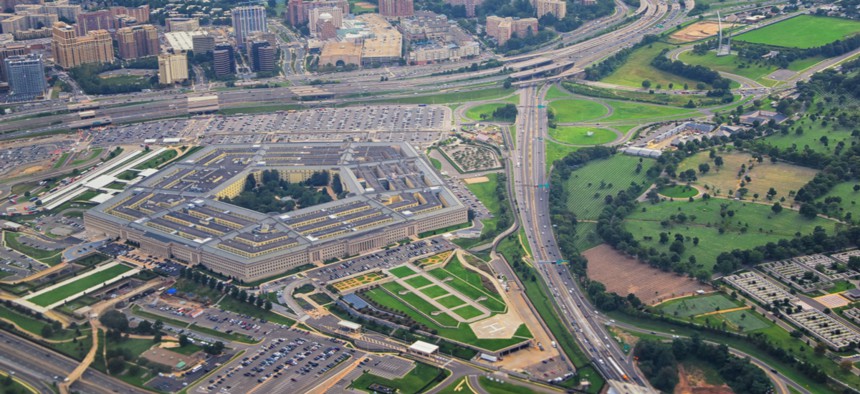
[84,143,468,282]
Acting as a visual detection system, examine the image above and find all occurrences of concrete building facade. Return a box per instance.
[231,6,266,48]
[192,33,215,54]
[379,0,414,18]
[212,43,236,77]
[486,16,537,45]
[536,0,566,19]
[286,0,349,26]
[158,52,188,84]
[84,143,468,282]
[115,24,158,59]
[5,53,45,98]
[248,40,275,72]
[51,22,113,69]
[166,17,199,32]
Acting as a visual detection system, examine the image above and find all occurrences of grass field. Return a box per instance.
[349,362,448,394]
[602,43,705,89]
[657,293,740,318]
[478,376,540,394]
[563,155,656,220]
[762,114,859,154]
[659,185,698,198]
[548,99,608,123]
[134,149,177,170]
[545,141,578,172]
[693,309,772,332]
[29,264,132,307]
[437,294,467,308]
[389,265,416,278]
[549,126,617,145]
[428,256,506,312]
[678,51,823,86]
[405,275,433,288]
[4,232,63,266]
[677,151,818,203]
[816,181,860,223]
[465,103,507,122]
[564,81,727,107]
[623,199,839,272]
[735,15,860,49]
[452,305,484,319]
[546,85,571,99]
[602,100,694,122]
[70,148,104,166]
[415,251,452,267]
[332,272,386,292]
[0,303,80,339]
[464,173,504,244]
[420,285,450,299]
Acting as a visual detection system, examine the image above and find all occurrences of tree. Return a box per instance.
[771,202,783,214]
[814,341,827,355]
[265,300,273,311]
[642,79,651,89]
[41,325,55,338]
[698,163,710,174]
[840,360,853,372]
[204,341,225,355]
[799,203,819,219]
[108,357,126,374]
[179,334,190,347]
[99,310,129,332]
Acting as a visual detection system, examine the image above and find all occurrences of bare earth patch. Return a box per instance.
[670,21,737,43]
[463,176,490,184]
[584,244,708,305]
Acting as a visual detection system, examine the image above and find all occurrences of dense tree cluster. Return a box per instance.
[635,337,772,393]
[491,104,518,121]
[583,35,660,80]
[179,268,274,312]
[650,50,733,102]
[222,170,332,213]
[69,63,156,95]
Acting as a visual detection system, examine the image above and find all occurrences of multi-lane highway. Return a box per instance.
[513,84,648,386]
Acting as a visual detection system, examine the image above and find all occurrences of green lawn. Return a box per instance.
[602,43,704,89]
[693,309,772,332]
[70,148,104,166]
[763,115,857,154]
[389,265,416,278]
[53,152,70,169]
[134,149,177,170]
[381,282,461,327]
[437,376,476,394]
[452,305,484,319]
[4,232,63,266]
[464,173,504,241]
[624,199,839,272]
[0,303,80,339]
[430,157,442,170]
[477,376,540,394]
[465,103,507,122]
[168,344,203,356]
[29,264,132,307]
[546,85,571,99]
[308,292,333,306]
[436,294,467,308]
[735,15,860,49]
[549,126,617,145]
[349,362,448,394]
[563,155,656,220]
[548,99,608,123]
[679,50,825,87]
[404,275,433,288]
[545,141,578,172]
[420,285,450,299]
[657,293,741,318]
[659,185,698,198]
[428,257,506,312]
[602,100,695,122]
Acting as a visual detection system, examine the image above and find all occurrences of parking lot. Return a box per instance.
[0,140,74,176]
[303,237,455,286]
[88,119,188,147]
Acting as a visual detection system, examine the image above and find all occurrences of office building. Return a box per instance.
[536,0,566,19]
[5,53,45,98]
[51,22,113,68]
[486,16,537,45]
[231,6,266,48]
[110,5,149,24]
[14,3,81,23]
[248,40,275,72]
[84,143,468,283]
[75,5,149,35]
[166,17,199,32]
[309,6,342,37]
[379,0,413,18]
[1,12,58,37]
[212,43,235,77]
[158,52,188,84]
[192,33,215,54]
[115,24,158,59]
[75,10,111,35]
[286,0,349,26]
[0,44,27,81]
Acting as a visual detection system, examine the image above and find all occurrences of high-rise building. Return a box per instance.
[75,5,149,35]
[485,16,537,45]
[0,44,27,82]
[166,17,199,32]
[309,6,342,37]
[157,52,188,84]
[115,24,158,59]
[231,6,266,48]
[379,0,413,18]
[14,3,81,23]
[5,53,46,98]
[51,22,114,69]
[192,33,215,54]
[248,40,275,73]
[1,12,58,37]
[285,0,349,26]
[74,10,112,35]
[110,5,149,24]
[536,0,566,19]
[212,43,236,77]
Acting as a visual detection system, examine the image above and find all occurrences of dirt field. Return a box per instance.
[584,244,708,305]
[463,176,490,184]
[814,293,851,309]
[678,151,818,204]
[674,364,733,394]
[670,21,736,43]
